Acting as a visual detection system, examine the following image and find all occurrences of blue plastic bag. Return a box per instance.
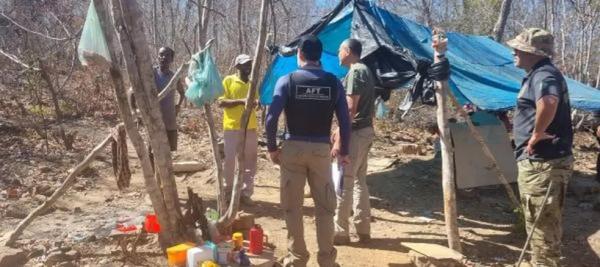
[185,49,223,107]
[376,98,389,119]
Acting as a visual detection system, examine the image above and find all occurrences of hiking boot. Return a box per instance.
[240,195,255,206]
[358,233,371,243]
[333,234,350,245]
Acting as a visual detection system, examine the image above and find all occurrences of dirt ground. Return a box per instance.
[1,108,599,267]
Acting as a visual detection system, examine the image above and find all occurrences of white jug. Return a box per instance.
[187,246,214,267]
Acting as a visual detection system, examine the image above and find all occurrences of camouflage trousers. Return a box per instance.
[517,156,573,267]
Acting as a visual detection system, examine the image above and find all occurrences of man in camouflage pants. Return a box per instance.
[508,28,574,266]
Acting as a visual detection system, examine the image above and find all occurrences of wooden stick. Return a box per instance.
[193,0,226,217]
[202,103,226,215]
[218,0,270,230]
[445,91,521,209]
[157,62,188,101]
[0,48,41,71]
[3,135,113,247]
[433,31,462,252]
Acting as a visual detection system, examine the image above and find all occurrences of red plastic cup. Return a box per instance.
[144,214,160,233]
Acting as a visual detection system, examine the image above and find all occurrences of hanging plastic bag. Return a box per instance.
[375,97,388,119]
[77,0,111,68]
[185,49,223,107]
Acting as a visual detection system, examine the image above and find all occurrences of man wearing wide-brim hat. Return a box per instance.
[508,28,573,266]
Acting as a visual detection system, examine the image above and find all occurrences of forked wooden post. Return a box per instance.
[196,0,227,216]
[433,30,462,252]
[218,0,270,230]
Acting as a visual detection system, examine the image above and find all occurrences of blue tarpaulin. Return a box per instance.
[259,1,600,112]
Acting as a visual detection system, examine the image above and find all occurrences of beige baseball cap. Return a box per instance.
[234,54,252,66]
[507,28,554,57]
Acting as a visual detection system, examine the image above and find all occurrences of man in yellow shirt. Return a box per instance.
[218,54,258,205]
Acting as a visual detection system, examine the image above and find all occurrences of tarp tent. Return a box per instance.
[259,0,600,112]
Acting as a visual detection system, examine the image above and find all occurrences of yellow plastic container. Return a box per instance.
[166,242,195,267]
[201,260,219,267]
[232,232,244,249]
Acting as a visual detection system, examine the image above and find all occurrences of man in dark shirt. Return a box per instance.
[508,28,573,266]
[266,35,350,267]
[332,38,376,245]
[129,46,184,151]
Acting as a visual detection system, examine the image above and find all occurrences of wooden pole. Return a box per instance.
[195,0,226,216]
[3,135,113,247]
[218,0,270,230]
[433,30,461,252]
[157,62,188,101]
[203,103,227,215]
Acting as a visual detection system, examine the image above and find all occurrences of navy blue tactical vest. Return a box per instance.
[285,71,339,137]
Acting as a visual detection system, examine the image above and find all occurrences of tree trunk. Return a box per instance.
[94,0,177,249]
[433,32,461,253]
[112,0,184,232]
[420,0,433,27]
[583,25,595,84]
[95,0,185,249]
[550,0,556,33]
[595,65,600,88]
[237,0,244,53]
[39,60,73,150]
[152,0,158,48]
[492,0,513,42]
[217,0,270,231]
[560,0,567,67]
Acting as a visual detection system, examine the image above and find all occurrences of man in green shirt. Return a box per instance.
[333,38,376,245]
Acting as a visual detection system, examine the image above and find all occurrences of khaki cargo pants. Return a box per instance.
[518,156,573,267]
[335,126,375,237]
[279,140,337,267]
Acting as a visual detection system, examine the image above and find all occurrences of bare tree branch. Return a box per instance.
[0,12,71,41]
[49,12,73,38]
[0,48,40,71]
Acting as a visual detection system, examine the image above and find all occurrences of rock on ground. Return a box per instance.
[569,178,600,202]
[0,246,27,267]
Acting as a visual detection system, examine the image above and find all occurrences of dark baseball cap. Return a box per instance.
[297,35,322,61]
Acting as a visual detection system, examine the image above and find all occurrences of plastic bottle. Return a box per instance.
[249,224,267,255]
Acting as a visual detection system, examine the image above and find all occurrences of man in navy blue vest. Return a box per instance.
[266,35,351,267]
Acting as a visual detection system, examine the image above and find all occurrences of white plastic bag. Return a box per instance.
[332,161,343,197]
